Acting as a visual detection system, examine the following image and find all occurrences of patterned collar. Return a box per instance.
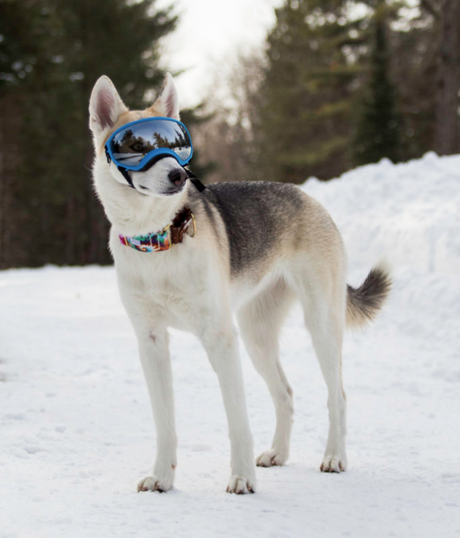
[118,206,196,253]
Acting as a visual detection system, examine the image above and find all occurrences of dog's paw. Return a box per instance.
[256,448,288,467]
[226,475,256,495]
[137,475,173,493]
[320,455,347,473]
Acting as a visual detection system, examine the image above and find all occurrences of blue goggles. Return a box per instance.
[105,116,193,172]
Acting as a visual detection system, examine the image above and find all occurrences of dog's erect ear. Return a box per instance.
[89,76,128,138]
[149,73,179,120]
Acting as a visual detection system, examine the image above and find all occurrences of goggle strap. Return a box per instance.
[186,169,206,192]
[118,166,135,189]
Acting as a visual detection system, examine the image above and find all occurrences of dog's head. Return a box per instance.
[89,73,187,197]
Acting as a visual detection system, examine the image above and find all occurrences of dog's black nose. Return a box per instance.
[168,168,187,188]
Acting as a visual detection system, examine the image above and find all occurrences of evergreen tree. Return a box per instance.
[254,0,366,184]
[0,0,178,267]
[352,8,401,165]
[390,16,438,161]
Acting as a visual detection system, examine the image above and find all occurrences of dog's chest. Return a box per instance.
[114,242,216,332]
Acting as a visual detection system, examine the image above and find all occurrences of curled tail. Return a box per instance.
[346,264,392,329]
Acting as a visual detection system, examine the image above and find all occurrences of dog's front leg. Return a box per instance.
[201,328,256,494]
[136,329,177,493]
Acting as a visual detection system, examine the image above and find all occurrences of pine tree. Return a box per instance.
[0,0,178,267]
[352,9,401,165]
[254,0,366,184]
[0,0,49,267]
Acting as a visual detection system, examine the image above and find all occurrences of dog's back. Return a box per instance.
[191,181,340,278]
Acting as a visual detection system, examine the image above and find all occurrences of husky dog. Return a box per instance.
[89,73,390,495]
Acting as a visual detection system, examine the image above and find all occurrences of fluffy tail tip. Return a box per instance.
[346,262,392,329]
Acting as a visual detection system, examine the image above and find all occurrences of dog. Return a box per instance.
[89,73,391,495]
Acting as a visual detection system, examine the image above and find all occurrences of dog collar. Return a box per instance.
[118,206,196,253]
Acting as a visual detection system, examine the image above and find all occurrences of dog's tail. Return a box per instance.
[346,264,392,329]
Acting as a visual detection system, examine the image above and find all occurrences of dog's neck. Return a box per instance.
[93,161,189,236]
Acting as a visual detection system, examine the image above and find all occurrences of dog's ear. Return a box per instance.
[89,76,128,140]
[149,73,179,120]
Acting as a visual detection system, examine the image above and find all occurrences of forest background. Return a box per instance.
[0,0,458,268]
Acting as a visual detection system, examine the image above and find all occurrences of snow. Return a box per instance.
[1,153,459,538]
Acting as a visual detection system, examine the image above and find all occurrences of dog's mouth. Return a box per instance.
[135,183,185,197]
[161,183,186,196]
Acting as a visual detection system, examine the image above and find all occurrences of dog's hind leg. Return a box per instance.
[237,277,295,467]
[291,270,348,473]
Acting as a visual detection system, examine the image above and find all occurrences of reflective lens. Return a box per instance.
[109,118,192,168]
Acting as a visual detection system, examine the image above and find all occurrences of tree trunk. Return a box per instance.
[0,95,23,269]
[434,0,460,155]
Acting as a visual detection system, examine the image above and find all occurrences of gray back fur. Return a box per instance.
[190,182,304,276]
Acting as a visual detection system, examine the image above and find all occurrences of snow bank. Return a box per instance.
[1,154,459,538]
[303,152,460,277]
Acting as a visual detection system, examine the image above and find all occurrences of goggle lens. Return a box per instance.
[108,118,192,168]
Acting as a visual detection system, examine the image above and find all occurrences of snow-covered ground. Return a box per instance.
[1,153,459,538]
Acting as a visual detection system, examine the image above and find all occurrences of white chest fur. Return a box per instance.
[110,228,226,335]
